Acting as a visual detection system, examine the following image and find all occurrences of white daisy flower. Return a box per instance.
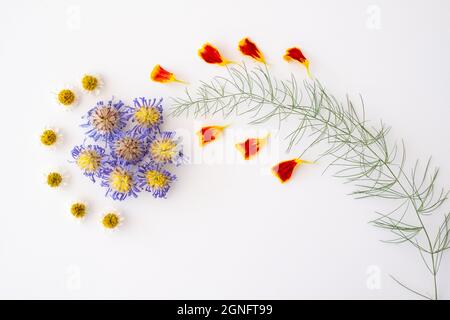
[101,210,124,232]
[39,126,63,149]
[80,73,103,95]
[54,84,79,110]
[44,169,69,189]
[69,200,88,221]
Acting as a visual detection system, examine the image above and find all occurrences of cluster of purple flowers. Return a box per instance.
[71,97,183,200]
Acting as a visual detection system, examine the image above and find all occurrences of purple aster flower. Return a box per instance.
[81,98,130,142]
[149,131,184,166]
[100,159,140,201]
[70,144,107,182]
[109,129,150,164]
[137,162,176,198]
[129,97,163,134]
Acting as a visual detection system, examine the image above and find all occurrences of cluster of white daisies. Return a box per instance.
[40,74,125,231]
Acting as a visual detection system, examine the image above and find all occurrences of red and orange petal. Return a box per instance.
[197,125,228,146]
[235,134,269,160]
[198,43,231,66]
[238,37,265,63]
[150,64,185,83]
[283,47,311,77]
[272,158,312,183]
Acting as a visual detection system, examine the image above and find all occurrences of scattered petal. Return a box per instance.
[197,125,228,146]
[150,64,186,84]
[238,37,265,63]
[272,158,312,183]
[198,43,232,66]
[283,47,311,77]
[235,134,270,160]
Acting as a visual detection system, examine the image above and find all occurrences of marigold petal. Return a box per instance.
[151,64,186,84]
[198,43,231,66]
[238,37,265,63]
[283,47,311,77]
[272,158,312,183]
[235,134,269,160]
[197,125,228,146]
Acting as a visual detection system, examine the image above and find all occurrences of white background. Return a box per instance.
[1,0,450,299]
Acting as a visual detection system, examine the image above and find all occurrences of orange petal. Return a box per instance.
[150,64,186,83]
[198,43,231,66]
[272,158,312,183]
[235,134,269,160]
[283,47,311,77]
[197,125,228,146]
[238,37,265,63]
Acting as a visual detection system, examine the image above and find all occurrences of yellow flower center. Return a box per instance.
[109,168,132,193]
[47,172,62,187]
[57,89,75,106]
[76,150,101,172]
[70,203,86,218]
[134,106,160,127]
[102,213,120,229]
[40,129,57,146]
[82,75,98,91]
[146,170,168,189]
[150,139,177,163]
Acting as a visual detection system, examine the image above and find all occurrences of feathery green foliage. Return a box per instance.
[170,63,450,299]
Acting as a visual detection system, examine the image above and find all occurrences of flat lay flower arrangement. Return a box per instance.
[41,75,184,231]
[42,36,450,299]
